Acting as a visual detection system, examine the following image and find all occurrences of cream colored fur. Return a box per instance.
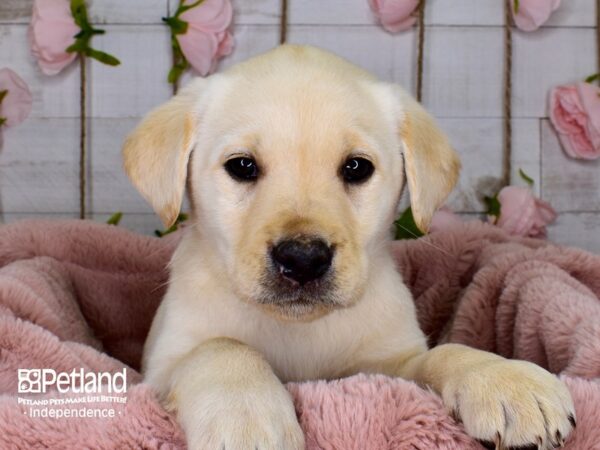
[123,45,574,450]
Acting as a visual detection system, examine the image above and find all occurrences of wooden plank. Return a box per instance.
[7,19,592,121]
[230,0,281,25]
[89,25,173,118]
[288,25,415,88]
[547,213,600,253]
[177,25,280,87]
[167,0,281,25]
[278,24,596,119]
[513,27,596,118]
[427,1,503,27]
[288,0,594,27]
[512,118,542,195]
[0,118,79,213]
[216,25,280,69]
[92,0,169,24]
[88,117,156,213]
[0,0,33,23]
[441,118,540,212]
[4,0,592,27]
[429,0,594,28]
[543,0,595,28]
[424,26,503,118]
[541,120,600,212]
[0,0,169,24]
[91,25,278,118]
[0,25,80,118]
[89,117,195,214]
[289,0,374,26]
[288,25,505,118]
[0,0,280,25]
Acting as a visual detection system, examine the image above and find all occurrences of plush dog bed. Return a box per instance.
[0,220,598,449]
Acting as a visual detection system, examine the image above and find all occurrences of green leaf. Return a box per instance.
[163,16,189,34]
[68,0,117,66]
[513,0,520,12]
[70,0,90,30]
[106,212,123,225]
[154,213,189,237]
[0,117,6,127]
[518,168,534,186]
[66,40,86,54]
[178,0,205,16]
[484,195,501,218]
[86,48,121,66]
[0,89,8,104]
[393,206,425,240]
[155,224,177,237]
[168,64,186,84]
[585,73,600,84]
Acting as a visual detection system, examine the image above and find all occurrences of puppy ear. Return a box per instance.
[394,87,461,233]
[122,79,206,227]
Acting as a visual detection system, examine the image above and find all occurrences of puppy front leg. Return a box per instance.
[396,344,575,449]
[166,338,304,450]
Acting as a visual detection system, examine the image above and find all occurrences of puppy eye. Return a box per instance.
[341,157,374,184]
[224,157,259,182]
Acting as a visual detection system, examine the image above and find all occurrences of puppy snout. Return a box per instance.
[271,237,333,285]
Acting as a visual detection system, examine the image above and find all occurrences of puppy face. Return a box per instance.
[123,45,460,321]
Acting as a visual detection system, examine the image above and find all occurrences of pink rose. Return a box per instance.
[429,206,463,233]
[0,68,33,146]
[177,0,234,76]
[29,0,79,76]
[368,0,419,33]
[549,82,600,160]
[30,0,120,72]
[512,0,561,32]
[490,186,557,238]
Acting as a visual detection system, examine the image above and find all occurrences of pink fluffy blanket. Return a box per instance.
[0,220,599,449]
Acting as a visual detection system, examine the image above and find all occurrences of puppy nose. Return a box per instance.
[271,238,333,285]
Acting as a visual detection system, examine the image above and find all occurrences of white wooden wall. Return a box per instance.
[1,0,599,251]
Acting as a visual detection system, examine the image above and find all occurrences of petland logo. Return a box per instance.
[18,368,127,394]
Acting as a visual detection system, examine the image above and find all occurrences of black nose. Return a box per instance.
[271,238,333,285]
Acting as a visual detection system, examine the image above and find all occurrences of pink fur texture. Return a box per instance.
[0,219,598,449]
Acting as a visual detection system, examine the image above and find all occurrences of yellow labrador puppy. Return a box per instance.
[123,45,574,450]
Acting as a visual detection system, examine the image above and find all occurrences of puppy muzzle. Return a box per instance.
[270,237,333,286]
[258,235,338,309]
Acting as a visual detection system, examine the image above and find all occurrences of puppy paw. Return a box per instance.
[443,359,575,450]
[180,383,305,450]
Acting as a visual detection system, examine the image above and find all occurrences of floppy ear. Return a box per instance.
[122,79,206,227]
[394,87,461,233]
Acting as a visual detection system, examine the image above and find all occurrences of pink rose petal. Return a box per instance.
[368,0,419,33]
[176,0,234,76]
[178,28,219,76]
[180,0,233,33]
[512,0,561,32]
[550,83,600,160]
[29,0,79,76]
[577,82,600,153]
[0,68,33,128]
[492,186,556,238]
